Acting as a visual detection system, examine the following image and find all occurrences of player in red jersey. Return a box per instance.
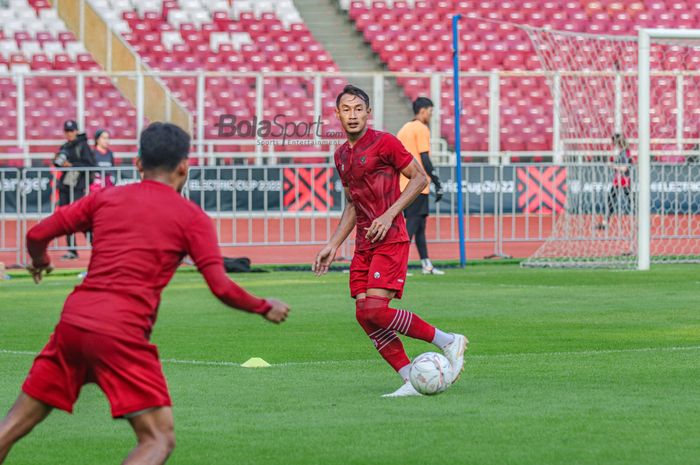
[313,85,467,397]
[0,123,290,465]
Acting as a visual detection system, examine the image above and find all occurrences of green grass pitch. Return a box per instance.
[1,264,699,465]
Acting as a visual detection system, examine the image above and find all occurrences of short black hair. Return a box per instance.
[336,85,370,108]
[412,97,433,115]
[139,122,191,171]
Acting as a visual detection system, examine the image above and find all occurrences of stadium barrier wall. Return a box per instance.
[1,164,698,265]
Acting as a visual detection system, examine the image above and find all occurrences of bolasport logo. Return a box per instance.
[214,114,344,145]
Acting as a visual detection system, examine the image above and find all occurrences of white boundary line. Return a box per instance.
[1,345,699,368]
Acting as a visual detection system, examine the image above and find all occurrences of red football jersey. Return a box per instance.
[26,180,270,342]
[334,127,414,250]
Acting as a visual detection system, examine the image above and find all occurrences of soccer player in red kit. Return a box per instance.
[313,86,467,397]
[0,123,290,465]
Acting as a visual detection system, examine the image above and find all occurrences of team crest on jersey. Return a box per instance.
[360,156,366,164]
[374,272,380,279]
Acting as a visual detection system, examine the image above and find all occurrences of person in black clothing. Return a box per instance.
[54,120,96,259]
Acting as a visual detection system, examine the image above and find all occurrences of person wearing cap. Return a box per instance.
[90,129,116,192]
[54,120,96,260]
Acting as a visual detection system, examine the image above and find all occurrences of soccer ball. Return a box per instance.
[409,352,452,395]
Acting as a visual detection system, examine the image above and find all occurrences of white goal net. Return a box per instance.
[522,27,700,268]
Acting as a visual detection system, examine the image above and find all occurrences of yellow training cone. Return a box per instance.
[241,357,271,368]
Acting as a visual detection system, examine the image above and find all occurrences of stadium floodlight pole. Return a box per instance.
[452,14,466,268]
[637,28,700,271]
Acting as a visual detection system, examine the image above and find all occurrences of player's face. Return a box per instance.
[335,94,371,136]
[419,107,433,124]
[65,130,77,142]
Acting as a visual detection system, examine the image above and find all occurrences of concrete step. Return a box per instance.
[293,0,413,133]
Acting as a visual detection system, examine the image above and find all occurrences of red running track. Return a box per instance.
[2,214,696,268]
[0,216,546,268]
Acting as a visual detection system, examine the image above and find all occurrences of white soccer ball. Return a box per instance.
[409,352,452,395]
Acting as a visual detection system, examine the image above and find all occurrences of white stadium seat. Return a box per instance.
[231,0,254,19]
[111,20,130,34]
[167,9,189,28]
[20,41,42,56]
[10,63,31,74]
[190,9,211,26]
[231,32,252,50]
[161,31,183,50]
[65,41,87,60]
[0,40,19,55]
[254,1,275,18]
[16,8,37,21]
[42,41,64,58]
[38,8,59,21]
[179,0,201,11]
[206,0,229,14]
[209,32,230,52]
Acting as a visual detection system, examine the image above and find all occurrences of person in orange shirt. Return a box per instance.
[398,97,444,275]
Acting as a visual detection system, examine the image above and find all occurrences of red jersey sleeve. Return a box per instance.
[381,134,415,171]
[184,209,271,314]
[26,193,98,266]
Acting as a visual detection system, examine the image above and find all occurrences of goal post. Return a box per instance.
[638,29,700,270]
[520,26,700,269]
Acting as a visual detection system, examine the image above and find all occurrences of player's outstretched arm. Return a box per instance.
[313,188,356,276]
[200,264,290,323]
[25,194,96,283]
[185,210,290,323]
[365,159,428,243]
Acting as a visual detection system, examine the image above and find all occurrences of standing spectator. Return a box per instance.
[91,128,115,192]
[54,120,96,259]
[598,133,633,230]
[398,97,445,275]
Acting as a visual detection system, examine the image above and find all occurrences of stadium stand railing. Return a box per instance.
[2,161,699,266]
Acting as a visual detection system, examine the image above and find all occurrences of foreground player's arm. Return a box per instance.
[313,187,356,276]
[365,159,428,243]
[25,194,97,283]
[185,211,289,323]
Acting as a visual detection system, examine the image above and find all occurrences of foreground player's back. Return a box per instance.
[47,178,225,338]
[82,179,201,292]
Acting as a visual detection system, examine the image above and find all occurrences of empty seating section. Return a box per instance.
[0,0,138,164]
[6,0,700,165]
[346,0,700,153]
[97,0,342,157]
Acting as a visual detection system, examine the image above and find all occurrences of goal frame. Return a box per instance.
[638,29,700,270]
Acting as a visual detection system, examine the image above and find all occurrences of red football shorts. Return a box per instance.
[22,322,172,418]
[349,241,410,299]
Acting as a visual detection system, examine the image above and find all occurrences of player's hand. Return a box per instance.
[26,262,54,284]
[313,245,337,276]
[365,213,393,243]
[435,186,444,203]
[263,298,290,324]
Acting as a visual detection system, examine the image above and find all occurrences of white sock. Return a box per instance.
[432,329,454,350]
[398,364,411,382]
[421,258,433,269]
